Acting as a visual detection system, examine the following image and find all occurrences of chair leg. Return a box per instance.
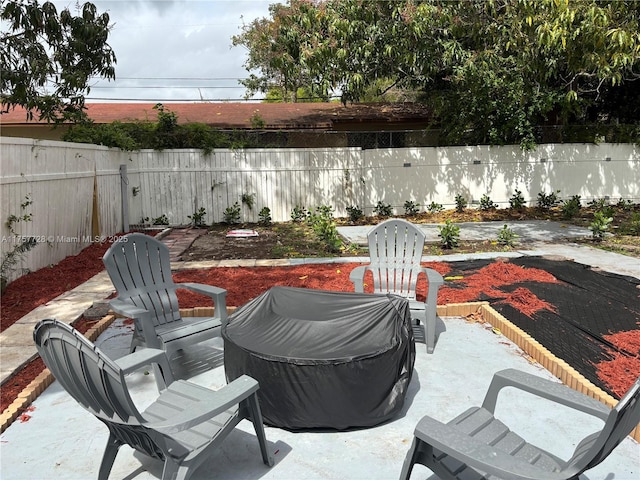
[425,317,436,354]
[400,437,439,480]
[246,393,275,466]
[161,457,187,480]
[98,433,122,480]
[399,437,420,480]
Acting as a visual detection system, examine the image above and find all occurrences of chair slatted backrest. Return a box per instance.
[103,233,181,325]
[367,219,425,300]
[567,377,640,476]
[33,319,144,425]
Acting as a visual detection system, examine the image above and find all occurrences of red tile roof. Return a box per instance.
[1,102,432,130]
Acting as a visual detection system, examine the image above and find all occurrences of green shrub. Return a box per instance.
[223,202,241,224]
[307,206,342,253]
[374,201,392,217]
[404,200,420,216]
[587,198,608,210]
[454,194,467,212]
[346,205,364,223]
[188,207,207,227]
[589,211,613,241]
[241,193,256,210]
[509,189,526,210]
[496,224,519,247]
[619,212,640,235]
[537,190,561,210]
[438,220,460,249]
[561,195,581,219]
[291,205,308,222]
[152,214,169,226]
[616,199,635,211]
[426,202,444,214]
[478,194,498,211]
[258,207,272,226]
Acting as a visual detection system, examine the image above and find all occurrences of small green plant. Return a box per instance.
[307,205,342,253]
[598,204,616,219]
[258,206,272,226]
[509,189,526,210]
[250,111,266,128]
[619,212,640,235]
[2,194,38,292]
[616,199,634,211]
[152,214,169,225]
[188,207,207,227]
[346,205,364,223]
[139,216,150,225]
[404,200,421,215]
[5,194,33,231]
[561,195,582,219]
[537,190,561,210]
[373,201,392,217]
[291,205,308,222]
[496,224,519,247]
[454,194,467,212]
[132,186,140,197]
[438,220,460,249]
[478,194,498,211]
[426,202,444,214]
[241,193,255,210]
[587,198,608,210]
[223,202,241,224]
[589,211,613,241]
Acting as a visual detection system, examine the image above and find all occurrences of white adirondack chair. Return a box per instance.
[350,218,444,353]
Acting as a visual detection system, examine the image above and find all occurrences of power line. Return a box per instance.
[90,86,243,89]
[89,76,248,81]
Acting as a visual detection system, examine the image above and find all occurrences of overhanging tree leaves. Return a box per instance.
[233,0,640,147]
[1,0,116,122]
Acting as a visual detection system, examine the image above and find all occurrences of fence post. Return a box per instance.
[120,164,129,233]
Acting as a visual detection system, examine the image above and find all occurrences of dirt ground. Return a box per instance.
[181,208,640,262]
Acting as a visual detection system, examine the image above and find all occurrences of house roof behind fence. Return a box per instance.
[1,102,433,130]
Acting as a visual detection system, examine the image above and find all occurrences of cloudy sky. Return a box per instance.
[52,0,274,102]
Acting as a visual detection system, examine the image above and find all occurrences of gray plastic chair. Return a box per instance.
[33,318,274,480]
[400,368,640,480]
[103,233,227,359]
[350,218,444,353]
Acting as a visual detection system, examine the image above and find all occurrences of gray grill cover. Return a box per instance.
[223,286,415,430]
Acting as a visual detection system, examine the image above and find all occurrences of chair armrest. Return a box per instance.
[349,265,368,292]
[109,298,150,319]
[420,267,445,289]
[115,348,174,387]
[482,369,610,420]
[414,414,570,480]
[149,375,260,434]
[109,298,161,347]
[176,283,228,320]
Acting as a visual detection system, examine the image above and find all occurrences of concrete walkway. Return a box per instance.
[1,221,638,385]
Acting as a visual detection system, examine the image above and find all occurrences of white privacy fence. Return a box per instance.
[1,136,639,283]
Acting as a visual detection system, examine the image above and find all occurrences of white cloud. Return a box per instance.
[51,0,274,102]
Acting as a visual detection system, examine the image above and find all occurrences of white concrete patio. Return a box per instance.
[1,315,638,480]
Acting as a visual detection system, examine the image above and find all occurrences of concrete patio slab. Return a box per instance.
[1,316,638,480]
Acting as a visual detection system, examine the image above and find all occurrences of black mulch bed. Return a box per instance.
[444,257,640,399]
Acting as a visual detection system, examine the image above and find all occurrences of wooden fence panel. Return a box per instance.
[1,137,638,285]
[0,138,124,283]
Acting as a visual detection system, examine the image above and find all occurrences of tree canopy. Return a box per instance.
[232,0,640,147]
[1,0,116,122]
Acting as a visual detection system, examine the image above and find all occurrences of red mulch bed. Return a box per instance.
[2,241,638,414]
